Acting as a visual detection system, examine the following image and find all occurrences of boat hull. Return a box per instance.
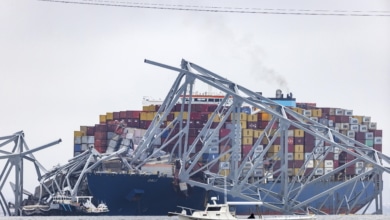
[86,173,207,215]
[86,173,376,216]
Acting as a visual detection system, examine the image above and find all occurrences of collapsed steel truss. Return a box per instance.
[131,59,390,214]
[1,59,389,216]
[0,131,61,216]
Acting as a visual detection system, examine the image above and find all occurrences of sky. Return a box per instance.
[0,0,389,214]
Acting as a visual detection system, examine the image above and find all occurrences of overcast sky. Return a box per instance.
[1,0,389,213]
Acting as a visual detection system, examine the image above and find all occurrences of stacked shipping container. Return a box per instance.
[73,100,382,179]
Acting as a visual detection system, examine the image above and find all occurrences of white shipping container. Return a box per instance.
[363,116,371,123]
[374,137,382,144]
[210,137,219,145]
[287,153,293,161]
[324,160,334,168]
[288,168,293,176]
[74,137,82,144]
[335,123,342,129]
[365,132,374,140]
[303,110,312,117]
[328,120,334,127]
[310,117,318,122]
[315,168,324,175]
[305,160,314,168]
[81,144,88,151]
[369,122,377,130]
[87,136,94,144]
[81,136,88,144]
[344,110,353,116]
[350,125,359,132]
[209,145,219,154]
[340,123,349,130]
[287,130,294,137]
[333,147,341,154]
[359,125,368,132]
[334,153,339,160]
[349,117,359,125]
[347,130,355,138]
[324,168,333,174]
[335,109,344,115]
[220,162,230,170]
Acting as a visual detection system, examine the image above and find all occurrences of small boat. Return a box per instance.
[168,197,316,220]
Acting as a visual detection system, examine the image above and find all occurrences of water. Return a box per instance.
[0,216,389,220]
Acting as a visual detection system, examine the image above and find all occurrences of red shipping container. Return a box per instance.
[113,112,120,120]
[288,137,294,145]
[95,124,107,132]
[242,145,252,155]
[294,137,304,145]
[324,152,334,160]
[374,144,382,152]
[328,115,336,122]
[345,167,355,175]
[294,160,304,167]
[207,105,218,112]
[119,111,127,119]
[107,124,117,132]
[94,132,107,140]
[335,115,349,123]
[94,139,107,148]
[273,137,280,145]
[86,126,95,136]
[127,110,141,119]
[374,130,382,137]
[220,128,231,137]
[167,113,174,121]
[305,145,314,152]
[139,120,152,129]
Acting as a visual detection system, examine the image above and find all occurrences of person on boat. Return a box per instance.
[248,213,255,219]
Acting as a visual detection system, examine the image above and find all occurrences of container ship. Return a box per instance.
[71,90,383,216]
[19,59,384,217]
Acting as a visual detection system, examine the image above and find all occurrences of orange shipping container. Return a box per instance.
[261,112,272,121]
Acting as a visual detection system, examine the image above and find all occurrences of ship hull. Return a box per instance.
[87,173,207,215]
[87,173,376,216]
